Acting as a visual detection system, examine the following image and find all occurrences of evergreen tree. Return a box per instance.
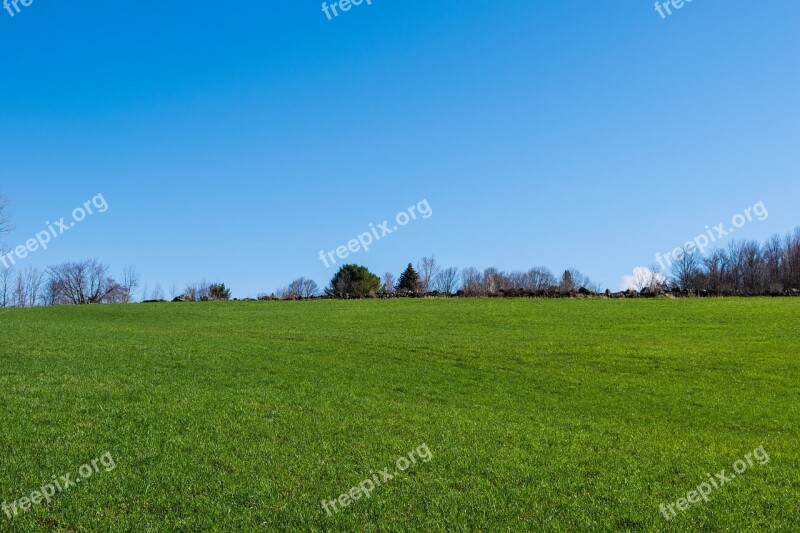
[396,263,421,294]
[327,264,381,298]
[209,283,231,301]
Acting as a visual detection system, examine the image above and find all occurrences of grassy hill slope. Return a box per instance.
[0,299,797,531]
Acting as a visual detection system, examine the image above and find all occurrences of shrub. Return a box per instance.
[209,283,231,301]
[327,265,380,298]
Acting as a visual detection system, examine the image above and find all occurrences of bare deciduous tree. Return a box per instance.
[0,192,12,236]
[670,251,702,291]
[1,266,12,308]
[559,270,574,292]
[48,260,124,305]
[663,228,800,295]
[702,249,725,292]
[563,268,602,293]
[183,279,211,301]
[627,267,651,292]
[646,264,668,292]
[24,267,45,307]
[624,266,666,292]
[13,271,25,307]
[197,279,210,300]
[787,228,800,288]
[436,267,459,294]
[740,240,765,293]
[183,283,199,301]
[0,193,13,291]
[299,279,319,299]
[482,267,510,294]
[525,267,557,291]
[382,272,395,295]
[461,267,483,296]
[43,278,59,306]
[121,265,141,303]
[150,283,165,301]
[278,278,319,299]
[417,256,441,293]
[764,234,784,291]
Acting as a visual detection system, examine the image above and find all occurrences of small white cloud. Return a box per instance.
[621,266,665,291]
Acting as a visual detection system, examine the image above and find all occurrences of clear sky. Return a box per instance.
[1,1,798,298]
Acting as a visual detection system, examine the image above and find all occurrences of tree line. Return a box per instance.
[0,259,232,308]
[2,192,799,306]
[666,228,800,295]
[276,260,601,300]
[279,228,800,299]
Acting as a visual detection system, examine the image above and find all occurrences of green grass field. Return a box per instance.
[0,299,798,531]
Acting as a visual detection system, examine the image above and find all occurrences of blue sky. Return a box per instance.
[1,1,798,297]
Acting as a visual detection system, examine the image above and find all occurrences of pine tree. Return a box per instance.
[396,263,421,294]
[209,283,231,301]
